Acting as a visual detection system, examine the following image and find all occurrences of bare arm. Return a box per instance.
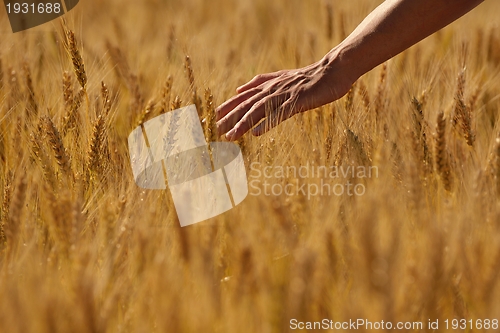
[216,0,484,141]
[336,0,483,78]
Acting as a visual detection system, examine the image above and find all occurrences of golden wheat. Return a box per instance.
[62,25,87,91]
[43,116,72,177]
[0,1,499,332]
[435,111,453,191]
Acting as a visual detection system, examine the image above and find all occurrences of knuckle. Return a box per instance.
[265,83,280,94]
[216,119,226,130]
[249,86,264,95]
[253,74,264,81]
[294,73,307,81]
[255,98,270,110]
[240,114,254,127]
[240,113,250,123]
[233,123,244,135]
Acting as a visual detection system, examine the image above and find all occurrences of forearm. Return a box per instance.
[328,0,484,80]
[215,0,484,140]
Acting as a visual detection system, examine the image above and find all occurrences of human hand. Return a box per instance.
[216,54,356,141]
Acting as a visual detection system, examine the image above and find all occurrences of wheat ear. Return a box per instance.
[435,111,453,191]
[86,115,107,177]
[43,116,72,176]
[204,88,217,143]
[374,63,387,121]
[61,23,87,91]
[159,75,173,115]
[62,88,85,137]
[101,81,112,117]
[0,175,12,245]
[171,96,182,111]
[184,55,203,117]
[62,71,73,114]
[23,62,37,117]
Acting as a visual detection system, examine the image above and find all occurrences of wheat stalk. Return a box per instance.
[322,103,337,162]
[344,83,355,116]
[435,111,453,191]
[62,88,84,136]
[468,85,481,112]
[452,68,475,146]
[357,80,370,114]
[61,24,87,91]
[43,116,72,177]
[5,172,27,245]
[171,95,181,110]
[184,55,203,117]
[30,120,57,188]
[411,96,432,174]
[164,109,180,160]
[204,88,217,143]
[135,99,156,128]
[129,73,144,116]
[346,128,370,166]
[159,75,173,115]
[62,71,73,114]
[86,114,107,177]
[8,67,20,110]
[457,98,474,146]
[0,175,12,245]
[374,63,387,121]
[23,62,37,117]
[101,81,112,117]
[29,126,43,163]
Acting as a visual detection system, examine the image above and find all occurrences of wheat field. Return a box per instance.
[1,0,500,332]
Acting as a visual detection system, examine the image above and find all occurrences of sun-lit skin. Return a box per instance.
[216,0,484,141]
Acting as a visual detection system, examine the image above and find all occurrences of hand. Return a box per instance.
[216,53,355,141]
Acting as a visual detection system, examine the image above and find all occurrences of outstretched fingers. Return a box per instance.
[223,97,272,141]
[216,90,271,136]
[216,88,261,122]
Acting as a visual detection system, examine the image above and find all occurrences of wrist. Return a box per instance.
[321,45,362,85]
